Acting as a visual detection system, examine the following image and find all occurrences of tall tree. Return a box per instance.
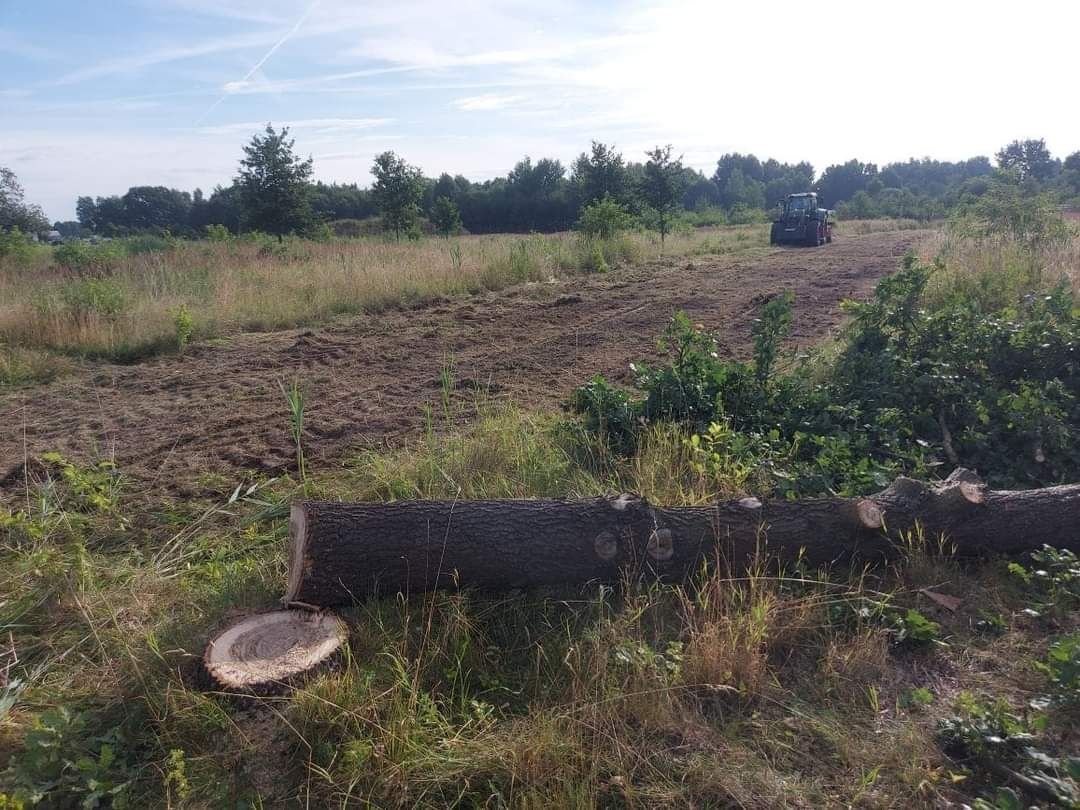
[639,145,686,251]
[996,138,1058,183]
[815,159,878,208]
[431,196,462,237]
[0,167,49,233]
[235,124,314,238]
[371,151,425,239]
[572,142,627,208]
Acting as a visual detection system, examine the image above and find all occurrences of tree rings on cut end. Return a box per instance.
[204,609,347,691]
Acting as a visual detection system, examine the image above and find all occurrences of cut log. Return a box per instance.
[204,609,347,691]
[286,469,1080,606]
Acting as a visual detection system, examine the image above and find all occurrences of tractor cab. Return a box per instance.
[770,192,833,246]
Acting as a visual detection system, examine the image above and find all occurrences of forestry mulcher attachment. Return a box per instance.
[770,192,833,246]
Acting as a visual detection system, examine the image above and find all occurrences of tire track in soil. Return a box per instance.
[0,230,925,492]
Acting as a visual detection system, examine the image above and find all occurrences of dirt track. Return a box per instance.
[0,230,925,491]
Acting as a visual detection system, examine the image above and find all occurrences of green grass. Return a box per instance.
[1,406,1076,808]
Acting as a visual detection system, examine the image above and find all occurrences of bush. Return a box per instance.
[53,241,125,275]
[0,227,35,262]
[571,251,1080,495]
[204,223,231,241]
[59,277,128,322]
[577,195,634,239]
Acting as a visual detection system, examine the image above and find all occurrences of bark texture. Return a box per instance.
[287,469,1080,606]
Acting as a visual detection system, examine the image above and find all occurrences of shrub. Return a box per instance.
[577,195,634,239]
[584,242,609,273]
[204,223,231,241]
[59,276,128,322]
[571,250,1080,495]
[0,227,34,261]
[173,304,194,352]
[53,241,125,275]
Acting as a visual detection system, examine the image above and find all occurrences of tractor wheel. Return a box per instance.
[825,228,832,244]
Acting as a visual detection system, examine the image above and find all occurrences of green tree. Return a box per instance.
[572,141,627,207]
[431,195,462,237]
[1,167,49,233]
[371,151,425,239]
[235,124,314,238]
[640,145,686,251]
[996,138,1058,183]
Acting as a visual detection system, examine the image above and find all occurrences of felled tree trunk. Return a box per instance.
[286,469,1080,606]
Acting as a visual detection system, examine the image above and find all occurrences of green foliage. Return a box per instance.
[57,277,129,322]
[1007,545,1080,613]
[173,304,193,352]
[280,377,306,482]
[0,167,49,233]
[40,451,121,513]
[53,241,125,275]
[2,706,136,808]
[892,608,941,647]
[572,243,1080,495]
[235,124,314,237]
[204,223,231,241]
[954,179,1069,253]
[938,693,1080,807]
[1037,634,1080,703]
[577,195,634,239]
[572,141,628,206]
[0,227,35,261]
[639,145,687,248]
[431,195,463,237]
[751,291,794,384]
[569,375,641,455]
[584,242,609,273]
[900,686,935,709]
[371,151,425,239]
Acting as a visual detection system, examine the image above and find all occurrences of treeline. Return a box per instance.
[68,133,1080,238]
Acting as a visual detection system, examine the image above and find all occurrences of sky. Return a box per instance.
[1,0,1077,221]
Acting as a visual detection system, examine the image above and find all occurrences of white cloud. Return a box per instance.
[196,118,393,135]
[453,94,525,112]
[44,31,281,87]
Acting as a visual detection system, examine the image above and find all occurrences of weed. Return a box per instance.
[1,706,136,808]
[279,378,306,483]
[172,304,193,352]
[1037,633,1080,704]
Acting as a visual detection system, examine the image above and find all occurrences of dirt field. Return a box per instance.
[0,230,926,491]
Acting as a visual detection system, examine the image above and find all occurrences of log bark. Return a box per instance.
[286,469,1080,606]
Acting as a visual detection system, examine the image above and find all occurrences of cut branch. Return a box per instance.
[286,469,1080,606]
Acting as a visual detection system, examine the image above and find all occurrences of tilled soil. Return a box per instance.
[0,230,925,492]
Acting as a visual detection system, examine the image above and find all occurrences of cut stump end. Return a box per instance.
[204,609,347,691]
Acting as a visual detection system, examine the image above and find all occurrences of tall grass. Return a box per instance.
[0,226,766,366]
[921,221,1080,308]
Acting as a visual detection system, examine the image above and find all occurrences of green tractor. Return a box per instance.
[769,192,833,246]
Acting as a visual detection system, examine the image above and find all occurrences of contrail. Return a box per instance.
[195,0,320,126]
